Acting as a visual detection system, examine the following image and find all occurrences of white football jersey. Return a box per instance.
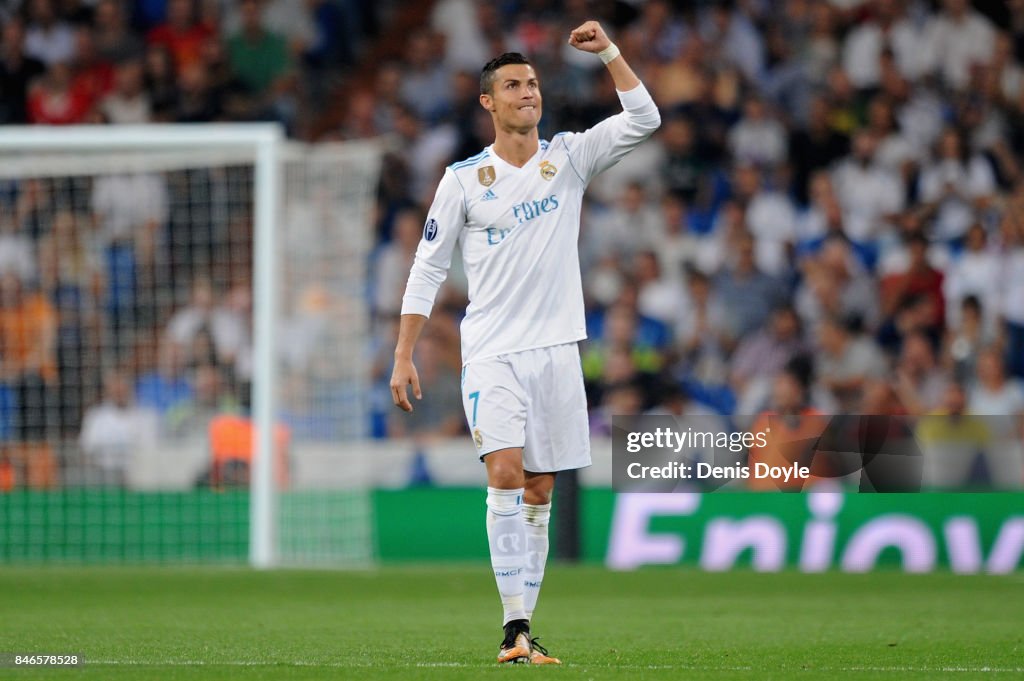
[402,84,661,364]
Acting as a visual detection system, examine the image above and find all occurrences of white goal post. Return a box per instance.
[0,124,379,568]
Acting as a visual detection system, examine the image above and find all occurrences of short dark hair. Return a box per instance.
[480,52,531,95]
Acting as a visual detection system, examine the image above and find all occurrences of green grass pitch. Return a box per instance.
[1,565,1020,680]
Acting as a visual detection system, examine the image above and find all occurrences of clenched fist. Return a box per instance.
[567,20,611,53]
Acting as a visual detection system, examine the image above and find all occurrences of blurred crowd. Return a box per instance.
[0,0,378,134]
[367,0,1024,456]
[0,0,383,487]
[3,0,1024,489]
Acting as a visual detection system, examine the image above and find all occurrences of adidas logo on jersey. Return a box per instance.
[481,188,498,201]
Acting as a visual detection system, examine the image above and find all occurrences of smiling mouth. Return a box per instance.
[518,105,536,111]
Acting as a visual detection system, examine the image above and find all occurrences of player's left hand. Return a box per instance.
[567,20,611,53]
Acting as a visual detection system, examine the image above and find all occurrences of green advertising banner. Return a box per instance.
[2,489,1021,572]
[376,489,1024,573]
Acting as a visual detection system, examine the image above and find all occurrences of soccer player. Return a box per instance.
[390,20,660,664]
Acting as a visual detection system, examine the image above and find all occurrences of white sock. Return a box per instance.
[486,487,528,625]
[523,502,551,621]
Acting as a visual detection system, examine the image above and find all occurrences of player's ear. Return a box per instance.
[479,93,494,112]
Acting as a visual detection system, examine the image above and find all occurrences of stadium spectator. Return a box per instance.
[746,355,833,488]
[944,295,993,384]
[815,315,888,412]
[714,230,786,338]
[922,0,995,91]
[831,128,905,243]
[373,207,422,320]
[0,17,45,124]
[100,57,151,124]
[659,115,704,204]
[430,0,488,73]
[583,303,663,391]
[730,164,796,276]
[391,103,457,206]
[624,0,687,66]
[943,223,999,331]
[93,0,144,63]
[651,192,702,280]
[798,3,840,88]
[585,182,662,266]
[37,209,103,433]
[589,377,644,437]
[141,41,177,117]
[700,0,763,83]
[674,267,730,385]
[842,0,923,89]
[277,281,332,380]
[27,61,93,124]
[730,306,808,416]
[12,177,51,241]
[71,25,114,112]
[893,331,951,415]
[91,170,167,249]
[226,0,292,99]
[998,205,1024,379]
[865,95,919,186]
[859,377,907,415]
[794,171,845,244]
[632,250,681,329]
[172,61,220,122]
[969,348,1024,416]
[992,30,1023,104]
[222,0,315,58]
[879,231,946,339]
[788,97,849,206]
[398,30,449,124]
[0,209,36,282]
[91,170,168,338]
[918,128,998,242]
[23,0,74,67]
[164,362,240,439]
[164,276,248,378]
[650,33,705,111]
[965,348,1024,486]
[199,35,260,121]
[79,368,158,484]
[145,0,214,71]
[133,333,193,414]
[728,97,787,168]
[0,273,57,487]
[915,381,991,489]
[796,236,878,330]
[646,378,719,420]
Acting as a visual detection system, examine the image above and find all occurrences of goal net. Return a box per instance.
[0,126,380,567]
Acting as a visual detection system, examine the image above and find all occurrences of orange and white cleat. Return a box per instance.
[497,619,531,664]
[528,637,562,665]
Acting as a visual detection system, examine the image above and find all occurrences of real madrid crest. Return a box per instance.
[539,160,557,180]
[478,166,496,187]
[473,428,484,448]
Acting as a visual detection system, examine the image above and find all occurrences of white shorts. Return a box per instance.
[461,342,592,473]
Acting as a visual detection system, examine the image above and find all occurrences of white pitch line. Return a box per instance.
[87,660,1024,673]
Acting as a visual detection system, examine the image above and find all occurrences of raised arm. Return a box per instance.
[567,20,639,91]
[562,20,661,184]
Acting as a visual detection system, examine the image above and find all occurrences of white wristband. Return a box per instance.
[597,42,620,65]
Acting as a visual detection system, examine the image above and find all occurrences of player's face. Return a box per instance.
[481,64,542,133]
